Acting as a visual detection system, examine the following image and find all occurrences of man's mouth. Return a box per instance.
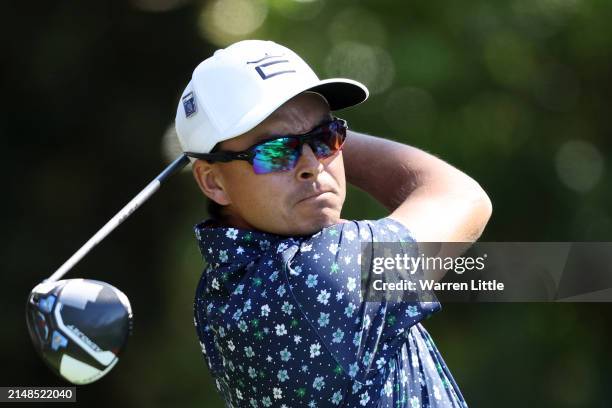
[297,189,334,203]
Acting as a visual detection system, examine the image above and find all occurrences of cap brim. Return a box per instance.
[221,78,369,144]
[306,78,369,111]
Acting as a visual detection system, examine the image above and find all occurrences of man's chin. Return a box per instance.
[293,208,342,235]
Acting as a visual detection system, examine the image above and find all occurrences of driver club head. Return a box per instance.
[26,279,133,384]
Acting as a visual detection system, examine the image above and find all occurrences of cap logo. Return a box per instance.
[247,53,296,80]
[182,91,197,118]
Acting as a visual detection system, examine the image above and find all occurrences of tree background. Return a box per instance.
[2,0,611,406]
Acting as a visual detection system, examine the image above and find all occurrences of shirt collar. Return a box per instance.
[194,218,288,266]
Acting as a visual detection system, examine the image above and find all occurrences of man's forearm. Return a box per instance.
[342,130,492,243]
[342,130,431,211]
[343,130,476,211]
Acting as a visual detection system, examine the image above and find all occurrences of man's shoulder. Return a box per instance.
[291,217,414,245]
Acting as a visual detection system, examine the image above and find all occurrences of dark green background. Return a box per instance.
[2,0,611,406]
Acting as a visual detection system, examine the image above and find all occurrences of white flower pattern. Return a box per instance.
[192,218,465,407]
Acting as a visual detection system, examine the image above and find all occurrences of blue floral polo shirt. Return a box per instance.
[193,217,467,408]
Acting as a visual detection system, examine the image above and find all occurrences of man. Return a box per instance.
[175,40,491,407]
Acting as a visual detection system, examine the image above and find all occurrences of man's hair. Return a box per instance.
[206,143,228,222]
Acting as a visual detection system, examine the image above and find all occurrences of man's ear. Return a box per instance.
[191,160,232,205]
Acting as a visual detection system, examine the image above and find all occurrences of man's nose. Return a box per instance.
[295,143,322,181]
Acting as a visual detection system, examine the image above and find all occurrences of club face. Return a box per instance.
[26,279,133,385]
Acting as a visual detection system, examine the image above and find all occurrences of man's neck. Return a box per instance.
[216,211,256,231]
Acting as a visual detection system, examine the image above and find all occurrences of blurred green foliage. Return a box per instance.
[2,0,611,407]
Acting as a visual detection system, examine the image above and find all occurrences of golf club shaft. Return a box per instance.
[46,154,190,283]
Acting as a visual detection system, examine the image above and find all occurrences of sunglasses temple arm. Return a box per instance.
[46,154,190,283]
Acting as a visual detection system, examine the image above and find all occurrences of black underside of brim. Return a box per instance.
[307,82,368,111]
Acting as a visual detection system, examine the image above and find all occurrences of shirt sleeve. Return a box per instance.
[281,217,441,383]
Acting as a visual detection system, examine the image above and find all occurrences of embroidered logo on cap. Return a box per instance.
[247,54,296,80]
[182,91,197,118]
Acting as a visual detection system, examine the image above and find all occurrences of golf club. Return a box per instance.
[26,154,190,384]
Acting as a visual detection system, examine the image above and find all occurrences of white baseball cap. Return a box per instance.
[175,40,369,154]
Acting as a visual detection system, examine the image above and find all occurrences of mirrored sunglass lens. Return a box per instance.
[252,138,299,174]
[313,128,345,158]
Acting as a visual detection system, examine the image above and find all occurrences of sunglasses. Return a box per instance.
[185,117,348,174]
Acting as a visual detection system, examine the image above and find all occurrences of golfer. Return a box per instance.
[175,40,491,407]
